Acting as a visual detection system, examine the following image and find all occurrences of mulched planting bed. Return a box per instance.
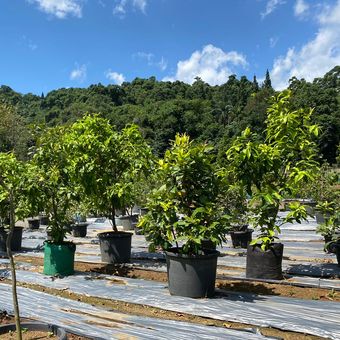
[0,311,91,340]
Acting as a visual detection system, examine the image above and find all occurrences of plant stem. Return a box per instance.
[111,204,118,232]
[171,228,179,249]
[6,193,22,340]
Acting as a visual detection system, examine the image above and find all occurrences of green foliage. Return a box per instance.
[0,68,339,165]
[139,134,229,255]
[0,153,37,225]
[65,115,153,230]
[226,90,319,250]
[32,126,76,243]
[299,163,339,204]
[0,103,29,159]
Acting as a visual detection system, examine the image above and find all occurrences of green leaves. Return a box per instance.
[226,90,320,251]
[139,134,228,255]
[65,115,154,227]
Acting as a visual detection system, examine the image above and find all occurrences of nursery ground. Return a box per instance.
[0,213,339,339]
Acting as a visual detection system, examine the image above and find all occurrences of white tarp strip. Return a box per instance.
[0,283,273,340]
[1,270,339,339]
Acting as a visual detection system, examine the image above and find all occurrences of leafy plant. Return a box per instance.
[139,134,230,255]
[226,90,319,250]
[65,115,153,230]
[0,153,39,340]
[32,126,76,243]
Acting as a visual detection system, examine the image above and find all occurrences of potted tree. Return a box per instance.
[32,126,77,276]
[316,203,340,253]
[0,153,42,339]
[218,182,253,249]
[139,134,229,298]
[0,153,27,339]
[226,90,319,279]
[66,115,153,263]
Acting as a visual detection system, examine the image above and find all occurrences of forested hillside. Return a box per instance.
[0,67,339,163]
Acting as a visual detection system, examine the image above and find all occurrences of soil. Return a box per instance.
[0,311,91,340]
[14,255,340,302]
[0,330,58,339]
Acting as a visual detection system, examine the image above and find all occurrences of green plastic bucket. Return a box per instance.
[43,242,76,276]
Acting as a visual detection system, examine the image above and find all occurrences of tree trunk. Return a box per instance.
[6,195,22,340]
[111,205,118,232]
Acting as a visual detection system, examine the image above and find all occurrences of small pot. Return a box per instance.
[315,211,330,225]
[0,322,67,339]
[115,215,134,231]
[98,231,132,263]
[28,218,40,230]
[230,228,253,248]
[201,239,216,250]
[0,226,24,251]
[72,222,88,237]
[39,215,49,226]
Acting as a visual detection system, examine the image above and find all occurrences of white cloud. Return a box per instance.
[261,0,285,19]
[134,52,168,71]
[135,52,154,64]
[157,57,168,71]
[271,0,340,89]
[270,37,279,48]
[294,0,309,18]
[28,0,82,19]
[163,44,247,85]
[113,0,147,17]
[70,64,87,82]
[106,70,126,85]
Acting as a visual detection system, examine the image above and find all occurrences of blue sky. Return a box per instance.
[0,0,339,95]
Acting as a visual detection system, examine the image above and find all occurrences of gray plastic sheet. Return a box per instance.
[0,283,274,340]
[3,270,340,339]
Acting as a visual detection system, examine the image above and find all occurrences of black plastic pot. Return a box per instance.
[230,229,253,248]
[72,222,88,237]
[0,226,24,251]
[0,322,67,339]
[39,215,49,226]
[246,243,284,280]
[115,215,134,231]
[140,207,148,216]
[165,248,220,298]
[201,239,216,250]
[98,231,132,263]
[335,243,340,267]
[28,218,40,230]
[324,235,337,254]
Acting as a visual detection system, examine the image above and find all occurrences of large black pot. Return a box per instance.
[28,218,40,230]
[0,322,66,339]
[165,248,220,298]
[0,226,24,251]
[98,231,132,263]
[246,243,284,280]
[72,222,88,237]
[230,229,253,248]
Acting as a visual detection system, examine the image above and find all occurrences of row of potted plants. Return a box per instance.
[2,90,337,301]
